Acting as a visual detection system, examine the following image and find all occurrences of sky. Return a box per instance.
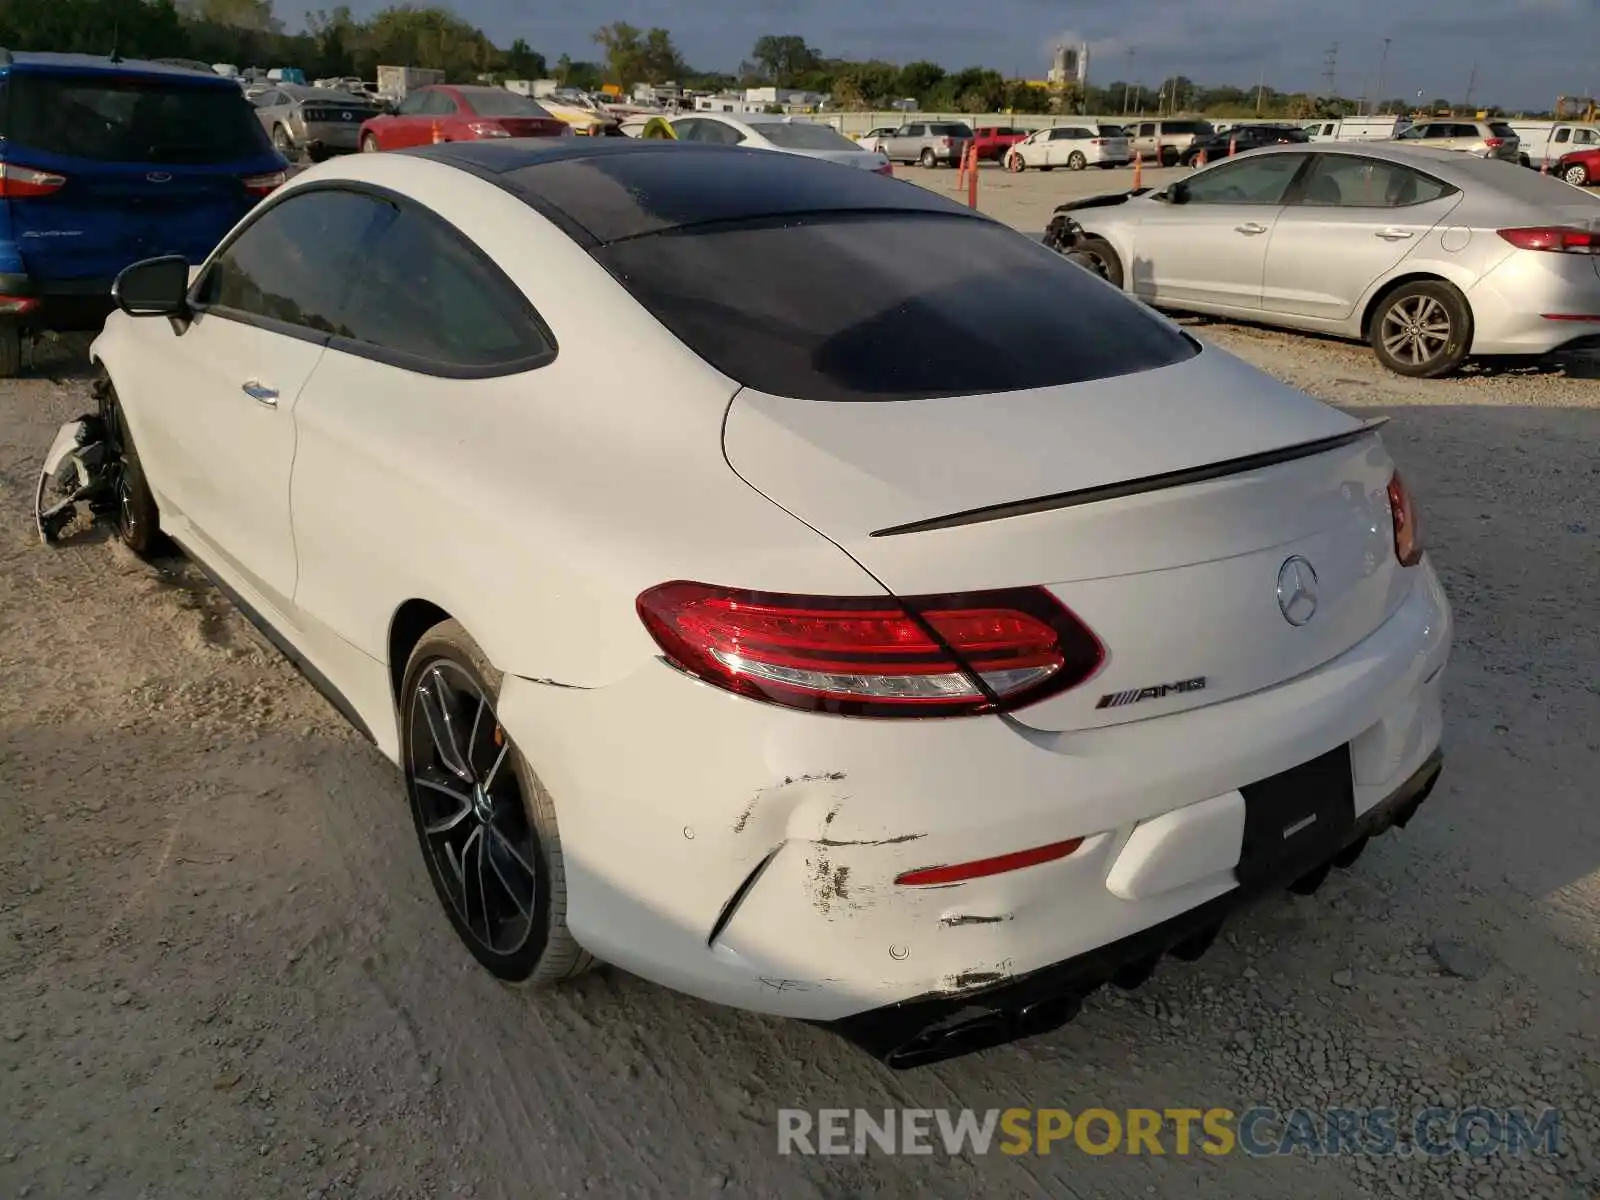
[343,0,1594,111]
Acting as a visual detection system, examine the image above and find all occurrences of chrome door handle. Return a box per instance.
[1375,229,1414,240]
[241,381,278,406]
[1234,223,1269,235]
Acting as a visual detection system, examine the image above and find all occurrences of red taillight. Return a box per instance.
[1089,138,1104,146]
[635,582,1104,717]
[0,296,42,315]
[1497,226,1600,254]
[896,838,1085,886]
[0,164,67,198]
[873,162,894,177]
[940,137,952,149]
[1484,137,1503,149]
[242,170,286,197]
[1387,471,1424,567]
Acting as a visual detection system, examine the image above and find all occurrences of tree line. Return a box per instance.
[0,0,1512,117]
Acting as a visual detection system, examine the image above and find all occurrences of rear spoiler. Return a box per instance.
[871,418,1389,538]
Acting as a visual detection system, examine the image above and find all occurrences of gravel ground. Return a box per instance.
[1,174,1598,1199]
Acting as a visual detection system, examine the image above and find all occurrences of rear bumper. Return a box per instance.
[492,558,1450,1041]
[0,274,114,332]
[1466,249,1600,355]
[822,749,1443,1067]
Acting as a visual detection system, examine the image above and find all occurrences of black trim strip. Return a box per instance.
[186,558,378,745]
[870,418,1389,538]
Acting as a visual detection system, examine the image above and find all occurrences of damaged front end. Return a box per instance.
[35,413,118,545]
[1042,188,1150,261]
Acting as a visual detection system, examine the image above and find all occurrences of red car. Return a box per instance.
[972,125,1028,162]
[358,85,568,151]
[1554,147,1600,187]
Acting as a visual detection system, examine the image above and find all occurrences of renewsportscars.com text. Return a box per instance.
[776,1106,1562,1158]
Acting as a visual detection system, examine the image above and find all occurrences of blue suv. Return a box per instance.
[0,50,288,375]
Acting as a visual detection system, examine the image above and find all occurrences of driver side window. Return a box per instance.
[197,189,396,338]
[1184,154,1308,205]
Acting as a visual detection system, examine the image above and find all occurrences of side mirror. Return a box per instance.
[1164,181,1190,204]
[112,256,191,317]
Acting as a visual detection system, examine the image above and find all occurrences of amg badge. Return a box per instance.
[1096,677,1207,709]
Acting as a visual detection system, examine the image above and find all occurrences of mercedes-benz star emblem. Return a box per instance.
[1277,556,1319,627]
[145,171,172,183]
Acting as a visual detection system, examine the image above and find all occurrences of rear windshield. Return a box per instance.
[463,90,551,118]
[1096,124,1127,137]
[757,122,860,151]
[1489,122,1519,139]
[928,123,973,137]
[1,73,271,163]
[594,212,1197,403]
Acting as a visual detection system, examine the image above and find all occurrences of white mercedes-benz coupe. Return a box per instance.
[88,139,1451,1067]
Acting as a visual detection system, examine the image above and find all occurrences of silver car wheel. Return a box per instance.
[1380,295,1452,367]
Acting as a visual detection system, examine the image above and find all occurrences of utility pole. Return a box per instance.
[1374,38,1391,115]
[1464,61,1478,112]
[1122,47,1135,115]
[1322,43,1339,99]
[1255,65,1265,115]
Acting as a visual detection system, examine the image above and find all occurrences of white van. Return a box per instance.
[1303,116,1413,142]
[1507,122,1600,168]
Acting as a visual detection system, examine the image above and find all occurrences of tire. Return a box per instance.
[95,373,169,558]
[1067,151,1087,170]
[1564,163,1588,186]
[1006,152,1025,173]
[1064,235,1124,289]
[919,148,937,169]
[401,619,594,986]
[360,133,380,153]
[271,123,296,161]
[0,323,20,380]
[1160,148,1178,167]
[1369,280,1473,378]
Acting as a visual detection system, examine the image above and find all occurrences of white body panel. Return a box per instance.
[91,145,1453,1029]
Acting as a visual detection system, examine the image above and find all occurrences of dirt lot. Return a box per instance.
[2,166,1599,1200]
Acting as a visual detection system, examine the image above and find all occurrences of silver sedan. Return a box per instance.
[1047,143,1600,376]
[251,84,383,162]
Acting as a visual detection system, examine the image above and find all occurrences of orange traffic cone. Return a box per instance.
[431,121,443,144]
[1194,147,1207,168]
[1540,159,1549,174]
[967,145,979,209]
[1228,136,1238,157]
[956,143,968,189]
[1132,151,1143,189]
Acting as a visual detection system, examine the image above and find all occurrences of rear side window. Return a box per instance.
[928,123,972,137]
[594,212,1196,403]
[333,205,553,373]
[3,73,272,163]
[1165,120,1214,135]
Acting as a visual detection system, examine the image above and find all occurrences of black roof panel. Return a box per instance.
[403,139,980,245]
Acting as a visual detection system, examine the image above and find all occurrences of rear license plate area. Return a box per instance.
[1236,744,1355,889]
